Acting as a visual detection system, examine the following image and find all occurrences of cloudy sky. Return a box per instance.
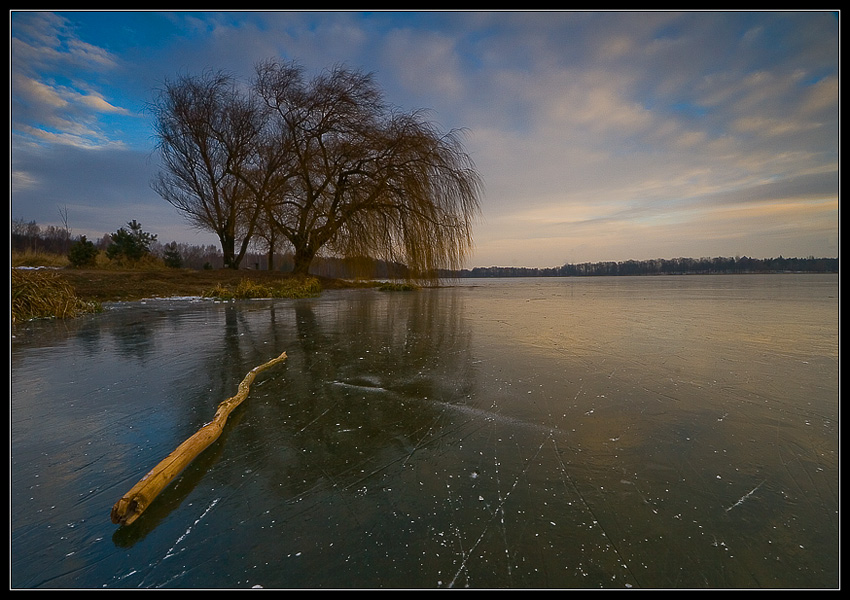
[10,10,839,268]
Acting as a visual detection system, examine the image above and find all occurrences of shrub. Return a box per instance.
[68,236,99,267]
[106,220,157,263]
[162,241,183,268]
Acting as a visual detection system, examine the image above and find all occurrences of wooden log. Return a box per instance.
[110,351,287,526]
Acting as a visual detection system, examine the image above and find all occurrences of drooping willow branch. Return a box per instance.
[110,351,288,526]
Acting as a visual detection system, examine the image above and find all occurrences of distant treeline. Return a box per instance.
[11,218,837,278]
[12,219,225,270]
[10,218,410,276]
[448,256,838,278]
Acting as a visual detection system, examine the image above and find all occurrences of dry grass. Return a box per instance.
[11,269,102,324]
[11,250,71,269]
[202,276,323,300]
[377,282,420,291]
[11,249,166,270]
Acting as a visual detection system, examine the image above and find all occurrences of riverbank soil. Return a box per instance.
[55,268,367,302]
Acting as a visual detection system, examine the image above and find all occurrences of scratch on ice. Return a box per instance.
[164,498,220,559]
[725,480,765,513]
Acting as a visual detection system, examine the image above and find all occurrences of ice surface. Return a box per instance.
[11,275,839,588]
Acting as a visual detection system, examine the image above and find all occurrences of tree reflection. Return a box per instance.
[210,289,477,503]
[110,289,478,537]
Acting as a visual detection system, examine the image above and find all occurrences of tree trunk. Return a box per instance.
[292,245,316,276]
[220,235,238,269]
[267,230,276,271]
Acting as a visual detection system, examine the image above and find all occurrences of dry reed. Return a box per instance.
[202,276,323,300]
[11,269,102,323]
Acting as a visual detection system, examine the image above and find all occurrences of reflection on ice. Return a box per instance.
[10,275,839,589]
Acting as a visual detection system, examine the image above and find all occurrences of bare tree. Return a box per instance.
[151,60,482,277]
[253,60,482,277]
[150,70,265,269]
[57,204,71,238]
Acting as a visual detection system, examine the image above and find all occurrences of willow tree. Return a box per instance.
[254,60,482,278]
[152,60,482,276]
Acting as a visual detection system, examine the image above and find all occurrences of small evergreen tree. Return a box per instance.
[106,220,157,262]
[67,235,99,267]
[162,241,183,268]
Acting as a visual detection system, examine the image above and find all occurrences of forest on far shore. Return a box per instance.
[450,255,838,278]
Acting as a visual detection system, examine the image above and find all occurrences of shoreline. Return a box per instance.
[11,266,838,309]
[32,267,374,303]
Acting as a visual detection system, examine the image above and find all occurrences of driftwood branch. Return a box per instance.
[110,351,288,526]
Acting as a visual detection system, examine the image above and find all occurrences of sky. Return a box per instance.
[10,10,840,268]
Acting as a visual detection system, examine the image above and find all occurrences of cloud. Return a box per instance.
[11,12,133,149]
[11,12,118,71]
[9,11,839,267]
[381,28,466,101]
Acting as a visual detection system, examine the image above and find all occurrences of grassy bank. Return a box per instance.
[10,263,383,323]
[10,247,429,323]
[53,267,357,303]
[11,269,102,324]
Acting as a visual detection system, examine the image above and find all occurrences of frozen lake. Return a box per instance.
[10,274,839,588]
